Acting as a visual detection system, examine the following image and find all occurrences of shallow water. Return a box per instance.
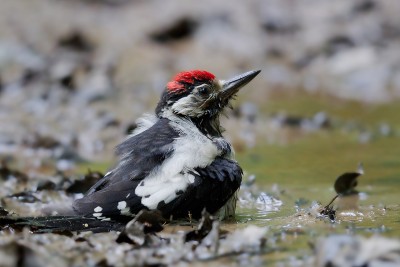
[160,123,399,265]
[228,96,400,265]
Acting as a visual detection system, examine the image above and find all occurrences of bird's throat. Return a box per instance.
[190,115,223,137]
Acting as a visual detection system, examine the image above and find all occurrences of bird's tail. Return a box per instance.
[0,215,125,233]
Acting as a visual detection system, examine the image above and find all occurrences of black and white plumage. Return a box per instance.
[0,70,260,232]
[73,115,242,220]
[72,69,261,222]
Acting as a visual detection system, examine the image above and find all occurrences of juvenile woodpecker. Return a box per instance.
[73,69,261,221]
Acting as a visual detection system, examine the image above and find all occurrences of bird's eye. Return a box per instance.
[198,85,210,95]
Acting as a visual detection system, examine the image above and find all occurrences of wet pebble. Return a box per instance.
[314,235,400,267]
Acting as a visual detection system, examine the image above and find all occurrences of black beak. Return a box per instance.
[220,70,261,101]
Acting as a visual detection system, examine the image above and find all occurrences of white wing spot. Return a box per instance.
[93,212,102,217]
[126,193,131,199]
[188,174,195,184]
[117,201,127,210]
[94,206,103,212]
[121,207,132,216]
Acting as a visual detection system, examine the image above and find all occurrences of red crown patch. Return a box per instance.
[167,70,215,92]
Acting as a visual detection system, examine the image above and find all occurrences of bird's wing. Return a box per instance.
[158,157,243,219]
[73,118,179,219]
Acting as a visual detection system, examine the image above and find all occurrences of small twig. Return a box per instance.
[324,194,338,209]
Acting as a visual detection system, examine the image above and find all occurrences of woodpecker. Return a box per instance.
[0,70,260,232]
[71,69,261,221]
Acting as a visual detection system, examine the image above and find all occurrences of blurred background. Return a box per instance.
[1,2,399,264]
[0,0,399,183]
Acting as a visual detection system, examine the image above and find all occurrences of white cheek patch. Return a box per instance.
[135,118,219,210]
[171,95,204,117]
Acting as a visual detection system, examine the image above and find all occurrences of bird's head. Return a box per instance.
[156,70,261,123]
